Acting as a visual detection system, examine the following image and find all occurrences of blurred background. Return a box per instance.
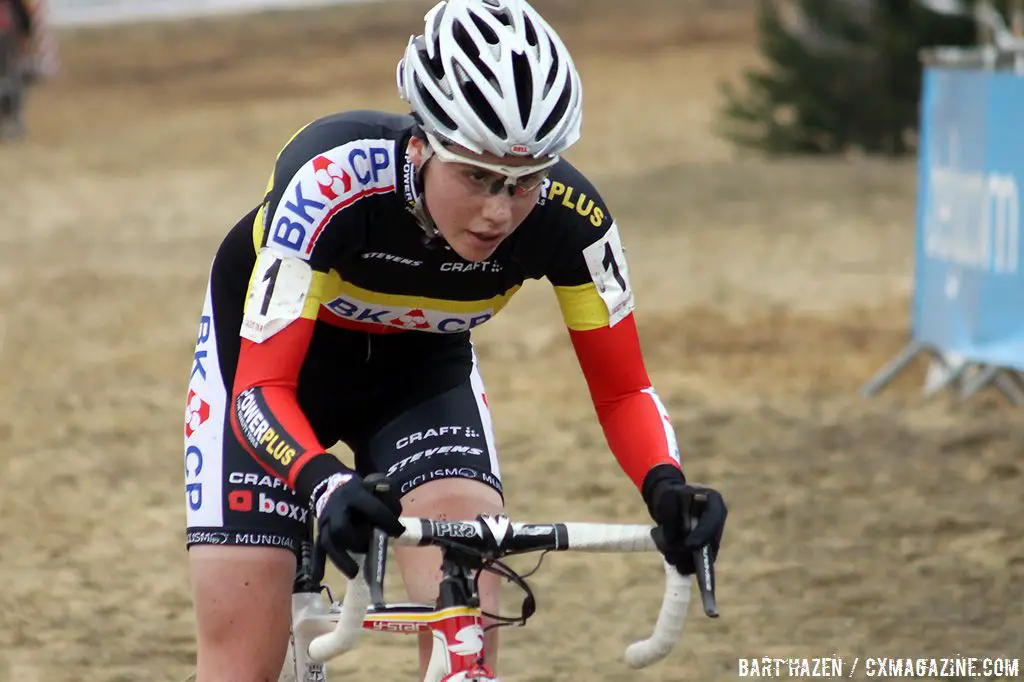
[1,1,1022,681]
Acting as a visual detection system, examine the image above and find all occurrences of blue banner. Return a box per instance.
[914,67,1024,371]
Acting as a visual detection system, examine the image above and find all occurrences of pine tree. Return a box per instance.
[718,0,1003,156]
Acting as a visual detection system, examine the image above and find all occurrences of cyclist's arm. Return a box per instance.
[560,305,682,489]
[543,183,682,488]
[229,243,349,501]
[552,224,679,489]
[227,126,389,500]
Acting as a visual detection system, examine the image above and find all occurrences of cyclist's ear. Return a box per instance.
[407,136,429,169]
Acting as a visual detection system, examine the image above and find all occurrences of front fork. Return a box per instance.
[289,592,331,682]
[286,539,330,682]
[426,553,498,682]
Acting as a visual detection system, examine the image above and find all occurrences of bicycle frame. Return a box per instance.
[287,542,497,682]
[290,602,492,682]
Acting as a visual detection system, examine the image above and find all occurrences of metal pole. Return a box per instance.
[860,341,927,397]
[979,0,994,45]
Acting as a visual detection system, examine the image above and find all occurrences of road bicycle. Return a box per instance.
[279,478,719,682]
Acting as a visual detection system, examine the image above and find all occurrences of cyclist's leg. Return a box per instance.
[398,478,504,673]
[189,545,296,682]
[358,349,504,674]
[184,272,310,682]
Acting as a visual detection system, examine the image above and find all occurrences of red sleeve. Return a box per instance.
[229,317,333,493]
[567,313,682,489]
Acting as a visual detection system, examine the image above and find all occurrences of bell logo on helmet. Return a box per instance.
[510,144,530,155]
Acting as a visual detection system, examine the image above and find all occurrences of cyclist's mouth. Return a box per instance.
[468,231,504,245]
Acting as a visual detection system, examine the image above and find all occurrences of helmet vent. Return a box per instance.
[470,12,499,45]
[543,37,559,98]
[462,78,507,140]
[523,15,539,47]
[453,22,498,89]
[415,73,458,132]
[512,51,533,128]
[538,76,572,140]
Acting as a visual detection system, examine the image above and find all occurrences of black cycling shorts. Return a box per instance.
[184,273,503,557]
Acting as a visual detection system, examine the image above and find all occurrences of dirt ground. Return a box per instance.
[1,1,1022,681]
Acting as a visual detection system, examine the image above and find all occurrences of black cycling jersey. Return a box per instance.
[184,109,680,539]
[239,109,620,341]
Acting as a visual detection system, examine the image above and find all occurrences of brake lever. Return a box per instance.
[361,474,393,608]
[362,472,392,496]
[683,491,719,618]
[365,530,388,608]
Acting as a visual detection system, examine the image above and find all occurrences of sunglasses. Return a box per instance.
[424,132,559,196]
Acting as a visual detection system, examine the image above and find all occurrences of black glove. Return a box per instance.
[310,472,405,579]
[642,464,727,575]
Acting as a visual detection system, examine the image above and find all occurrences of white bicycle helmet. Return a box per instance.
[397,0,583,159]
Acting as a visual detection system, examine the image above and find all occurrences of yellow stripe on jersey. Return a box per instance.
[245,208,268,306]
[302,271,327,320]
[252,202,266,253]
[278,122,312,159]
[251,122,313,253]
[320,270,521,315]
[554,282,611,332]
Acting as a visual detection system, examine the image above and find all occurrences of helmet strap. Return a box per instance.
[410,149,446,247]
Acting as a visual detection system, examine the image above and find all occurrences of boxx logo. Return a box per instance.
[228,489,254,512]
[268,139,396,257]
[259,493,309,523]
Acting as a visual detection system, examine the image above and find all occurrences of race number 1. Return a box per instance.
[241,248,313,343]
[582,222,635,326]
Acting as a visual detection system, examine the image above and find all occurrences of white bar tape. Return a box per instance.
[307,553,370,662]
[392,517,427,545]
[392,519,658,552]
[562,522,656,552]
[623,559,692,668]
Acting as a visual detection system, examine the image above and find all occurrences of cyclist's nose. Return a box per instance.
[480,191,513,224]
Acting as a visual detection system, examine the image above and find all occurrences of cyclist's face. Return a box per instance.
[412,138,547,262]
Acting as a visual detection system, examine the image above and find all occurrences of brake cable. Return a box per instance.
[432,538,545,632]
